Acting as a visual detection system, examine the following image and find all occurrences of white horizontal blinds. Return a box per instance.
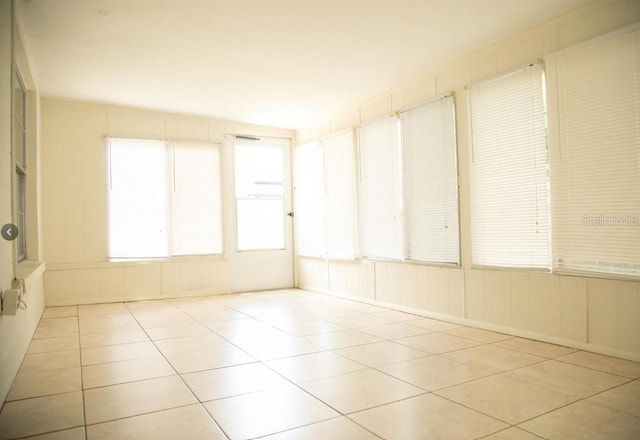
[402,96,460,264]
[358,116,403,260]
[469,63,550,268]
[170,142,223,256]
[323,130,357,259]
[293,142,325,257]
[108,138,169,258]
[547,28,640,277]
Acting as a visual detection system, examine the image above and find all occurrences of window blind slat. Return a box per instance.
[469,64,551,269]
[293,142,325,257]
[358,117,403,260]
[324,131,357,259]
[402,95,460,264]
[547,28,640,277]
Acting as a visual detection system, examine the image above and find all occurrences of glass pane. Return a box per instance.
[108,138,168,259]
[235,145,283,198]
[13,69,25,126]
[16,171,26,260]
[170,143,223,256]
[14,119,25,167]
[236,199,284,250]
[234,144,285,251]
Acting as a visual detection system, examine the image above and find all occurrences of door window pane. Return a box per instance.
[235,145,285,250]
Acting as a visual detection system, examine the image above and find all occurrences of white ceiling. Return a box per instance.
[17,0,595,130]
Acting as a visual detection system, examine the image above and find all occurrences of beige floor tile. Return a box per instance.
[42,306,78,319]
[236,336,325,361]
[588,380,640,417]
[125,300,172,313]
[78,303,129,316]
[0,392,84,439]
[81,341,161,365]
[359,323,432,340]
[442,345,545,373]
[79,314,141,335]
[436,374,573,424]
[205,318,281,342]
[397,333,483,354]
[301,369,425,414]
[187,308,248,323]
[7,367,82,401]
[507,360,629,399]
[325,314,393,329]
[183,362,288,401]
[260,416,381,440]
[350,393,508,440]
[482,427,545,440]
[370,310,421,323]
[271,319,347,336]
[86,404,226,440]
[84,375,197,424]
[378,355,492,390]
[266,351,367,383]
[82,355,175,388]
[22,427,86,439]
[335,341,428,368]
[445,327,512,343]
[304,329,384,350]
[27,336,80,354]
[19,350,81,371]
[407,317,462,331]
[153,334,235,355]
[204,385,338,439]
[132,310,196,328]
[163,346,254,373]
[556,351,640,378]
[145,323,212,340]
[80,329,149,348]
[520,400,640,440]
[33,317,79,339]
[493,337,577,358]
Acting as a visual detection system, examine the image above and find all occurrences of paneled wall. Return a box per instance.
[0,3,46,405]
[296,0,640,361]
[41,99,292,305]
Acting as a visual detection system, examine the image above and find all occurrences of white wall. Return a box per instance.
[296,0,640,361]
[0,1,46,405]
[41,99,293,305]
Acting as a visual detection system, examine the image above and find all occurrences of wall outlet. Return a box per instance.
[1,289,20,316]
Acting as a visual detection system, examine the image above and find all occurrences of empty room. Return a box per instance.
[1,0,640,439]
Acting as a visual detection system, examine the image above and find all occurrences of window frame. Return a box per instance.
[13,67,28,262]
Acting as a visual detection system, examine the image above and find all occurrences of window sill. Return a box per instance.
[16,260,46,281]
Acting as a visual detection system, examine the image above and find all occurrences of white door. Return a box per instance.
[225,135,294,292]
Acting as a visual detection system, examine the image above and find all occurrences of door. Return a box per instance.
[225,135,294,292]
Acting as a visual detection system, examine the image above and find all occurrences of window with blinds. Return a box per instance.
[358,117,403,260]
[402,96,459,264]
[469,63,551,269]
[323,130,357,260]
[293,142,325,257]
[546,26,640,277]
[108,138,223,259]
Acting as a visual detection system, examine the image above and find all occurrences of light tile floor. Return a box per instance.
[1,289,640,439]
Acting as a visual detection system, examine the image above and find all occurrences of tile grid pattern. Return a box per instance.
[1,289,639,439]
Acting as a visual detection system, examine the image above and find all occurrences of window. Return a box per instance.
[13,68,27,261]
[469,63,550,269]
[293,141,325,257]
[234,142,286,251]
[358,116,403,260]
[323,130,357,260]
[108,138,223,259]
[402,96,459,264]
[546,26,640,277]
